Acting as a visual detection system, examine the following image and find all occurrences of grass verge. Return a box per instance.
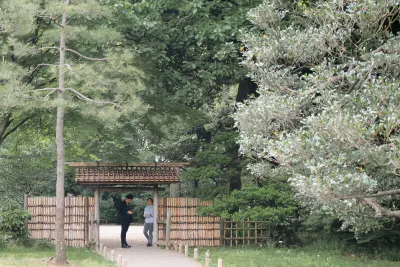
[196,246,400,267]
[0,246,114,267]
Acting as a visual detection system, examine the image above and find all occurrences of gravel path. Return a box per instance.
[100,225,202,267]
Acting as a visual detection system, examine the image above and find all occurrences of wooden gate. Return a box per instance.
[26,196,94,247]
[157,198,221,247]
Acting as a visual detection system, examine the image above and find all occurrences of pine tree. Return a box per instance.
[1,0,144,264]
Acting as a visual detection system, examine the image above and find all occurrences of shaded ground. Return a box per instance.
[100,225,202,267]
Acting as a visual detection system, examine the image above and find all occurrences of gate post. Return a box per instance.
[23,194,29,228]
[166,211,171,247]
[94,186,100,248]
[153,186,159,243]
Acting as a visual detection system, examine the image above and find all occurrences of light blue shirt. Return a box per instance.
[143,205,154,223]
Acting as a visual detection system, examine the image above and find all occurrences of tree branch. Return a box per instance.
[65,48,106,61]
[28,64,58,75]
[1,115,33,144]
[33,88,59,92]
[67,88,115,105]
[339,189,400,199]
[362,198,400,218]
[367,59,375,81]
[39,47,60,51]
[0,114,12,140]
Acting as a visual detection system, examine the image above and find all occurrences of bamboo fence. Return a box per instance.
[26,196,94,247]
[158,198,221,247]
[222,219,271,246]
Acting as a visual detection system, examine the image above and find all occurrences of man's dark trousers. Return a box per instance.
[121,222,130,246]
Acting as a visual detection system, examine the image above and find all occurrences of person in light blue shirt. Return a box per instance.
[143,198,154,247]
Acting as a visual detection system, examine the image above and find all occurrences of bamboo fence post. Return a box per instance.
[166,210,171,249]
[90,211,94,244]
[218,258,223,267]
[110,249,115,262]
[178,243,182,254]
[84,197,89,246]
[205,250,210,267]
[194,248,198,260]
[122,260,127,267]
[88,211,92,245]
[117,255,122,267]
[185,244,189,257]
[220,218,224,246]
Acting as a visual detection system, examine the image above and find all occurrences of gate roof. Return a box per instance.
[66,162,189,185]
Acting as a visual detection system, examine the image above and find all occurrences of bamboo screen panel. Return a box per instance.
[158,198,221,246]
[27,196,94,247]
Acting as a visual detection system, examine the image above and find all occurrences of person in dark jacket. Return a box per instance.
[119,194,134,248]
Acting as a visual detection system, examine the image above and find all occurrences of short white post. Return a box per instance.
[194,248,199,260]
[218,258,223,267]
[122,260,127,267]
[110,249,115,261]
[174,241,178,252]
[178,243,182,254]
[117,254,122,267]
[185,244,189,257]
[206,250,210,267]
[103,246,107,258]
[99,243,104,254]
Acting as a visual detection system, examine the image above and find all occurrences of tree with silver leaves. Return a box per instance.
[236,0,400,236]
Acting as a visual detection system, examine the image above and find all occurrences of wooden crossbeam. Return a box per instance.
[97,187,166,192]
[66,162,190,167]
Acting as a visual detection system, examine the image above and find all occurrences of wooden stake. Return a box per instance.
[185,244,189,257]
[99,243,103,254]
[194,248,198,260]
[178,243,182,254]
[218,258,223,267]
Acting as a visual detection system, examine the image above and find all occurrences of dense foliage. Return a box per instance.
[236,0,400,236]
[0,204,31,244]
[0,0,399,259]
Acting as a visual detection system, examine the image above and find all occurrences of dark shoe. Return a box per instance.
[147,243,152,247]
[122,244,129,248]
[125,243,131,248]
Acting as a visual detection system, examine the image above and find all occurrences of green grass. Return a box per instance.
[0,247,114,267]
[196,246,400,267]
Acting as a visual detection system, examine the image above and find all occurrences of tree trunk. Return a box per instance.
[55,2,68,265]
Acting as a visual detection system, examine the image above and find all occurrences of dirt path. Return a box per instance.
[100,225,202,267]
